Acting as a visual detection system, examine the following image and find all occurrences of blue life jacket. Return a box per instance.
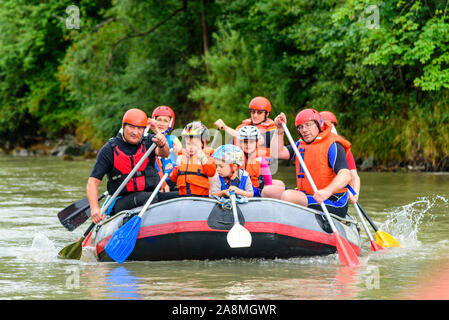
[159,134,178,175]
[219,169,250,192]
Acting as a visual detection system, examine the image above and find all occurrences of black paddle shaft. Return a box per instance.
[84,223,96,237]
[58,193,106,231]
[357,202,379,232]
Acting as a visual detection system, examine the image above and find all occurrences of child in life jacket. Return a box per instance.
[151,106,182,191]
[236,126,273,197]
[210,144,254,198]
[168,121,216,197]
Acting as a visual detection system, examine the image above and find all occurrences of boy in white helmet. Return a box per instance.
[211,144,254,198]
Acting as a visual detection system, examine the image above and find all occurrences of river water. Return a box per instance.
[1,156,449,300]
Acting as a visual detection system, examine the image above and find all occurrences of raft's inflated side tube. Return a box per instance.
[93,197,361,262]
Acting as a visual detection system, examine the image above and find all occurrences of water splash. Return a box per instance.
[380,195,448,247]
[27,233,59,262]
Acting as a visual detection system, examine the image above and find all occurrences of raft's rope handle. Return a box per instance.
[213,195,248,210]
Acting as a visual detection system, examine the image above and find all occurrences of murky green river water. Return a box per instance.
[1,156,449,300]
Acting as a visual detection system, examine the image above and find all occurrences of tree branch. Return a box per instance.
[105,4,187,75]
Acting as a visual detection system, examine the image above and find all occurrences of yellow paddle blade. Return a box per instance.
[376,231,400,248]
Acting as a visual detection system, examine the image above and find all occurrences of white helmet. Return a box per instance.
[237,125,261,141]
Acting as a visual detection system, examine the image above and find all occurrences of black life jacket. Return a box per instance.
[106,136,160,196]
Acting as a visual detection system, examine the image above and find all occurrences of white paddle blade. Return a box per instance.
[227,224,252,248]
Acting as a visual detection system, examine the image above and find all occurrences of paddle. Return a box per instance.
[282,123,360,266]
[227,190,252,248]
[347,187,384,251]
[58,126,153,230]
[345,185,400,248]
[357,202,401,248]
[58,191,108,231]
[105,172,169,264]
[58,194,112,259]
[58,223,95,260]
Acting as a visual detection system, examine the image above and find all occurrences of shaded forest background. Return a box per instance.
[0,0,448,170]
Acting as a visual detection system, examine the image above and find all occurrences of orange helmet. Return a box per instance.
[320,111,338,127]
[295,108,324,131]
[152,106,175,131]
[122,108,148,127]
[249,96,271,113]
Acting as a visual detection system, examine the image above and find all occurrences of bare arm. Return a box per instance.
[272,113,292,160]
[214,119,238,137]
[349,169,361,203]
[154,134,170,158]
[87,177,103,224]
[230,185,254,198]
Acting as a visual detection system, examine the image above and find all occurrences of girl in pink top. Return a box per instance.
[237,126,273,197]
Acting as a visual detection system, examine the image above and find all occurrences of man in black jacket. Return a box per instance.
[87,108,169,224]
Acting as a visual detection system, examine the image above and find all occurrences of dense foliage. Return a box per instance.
[1,0,448,168]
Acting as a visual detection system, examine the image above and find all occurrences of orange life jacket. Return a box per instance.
[243,150,266,188]
[295,124,351,195]
[239,118,276,132]
[173,154,216,196]
[155,156,168,191]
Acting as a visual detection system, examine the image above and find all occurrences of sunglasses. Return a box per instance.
[249,110,266,115]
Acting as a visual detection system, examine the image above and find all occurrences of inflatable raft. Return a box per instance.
[86,197,361,262]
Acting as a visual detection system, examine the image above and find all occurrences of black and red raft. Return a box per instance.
[84,197,361,262]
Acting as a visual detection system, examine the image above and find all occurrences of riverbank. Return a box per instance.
[0,135,97,161]
[1,137,448,172]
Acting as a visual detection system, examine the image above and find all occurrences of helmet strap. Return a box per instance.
[229,164,240,177]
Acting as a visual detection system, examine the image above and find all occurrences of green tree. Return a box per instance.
[0,0,111,147]
[58,0,218,140]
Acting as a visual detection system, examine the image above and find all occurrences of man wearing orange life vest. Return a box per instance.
[214,96,276,161]
[87,108,169,224]
[320,110,361,205]
[263,109,352,218]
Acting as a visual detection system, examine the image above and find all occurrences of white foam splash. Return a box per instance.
[380,195,448,248]
[28,233,58,262]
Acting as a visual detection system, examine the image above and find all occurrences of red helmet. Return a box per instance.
[295,108,323,131]
[152,105,175,130]
[320,111,338,127]
[249,96,271,113]
[122,108,148,127]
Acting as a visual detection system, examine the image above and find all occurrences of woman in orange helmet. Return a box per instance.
[214,96,276,162]
[86,108,169,224]
[151,106,182,191]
